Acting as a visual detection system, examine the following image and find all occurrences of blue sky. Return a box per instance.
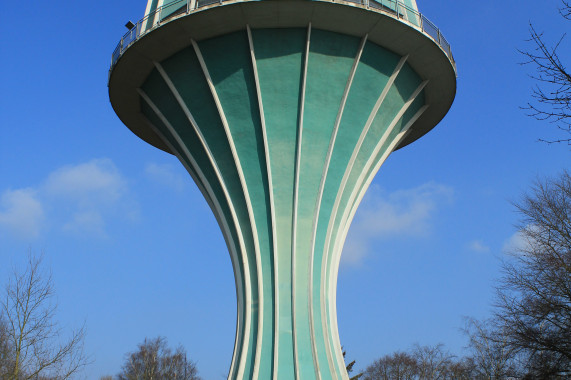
[0,0,569,378]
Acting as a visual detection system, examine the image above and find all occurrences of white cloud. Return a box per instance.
[0,158,135,240]
[145,162,185,192]
[502,226,537,254]
[62,210,106,238]
[44,159,133,236]
[467,239,490,253]
[44,158,126,204]
[342,182,454,265]
[0,188,44,239]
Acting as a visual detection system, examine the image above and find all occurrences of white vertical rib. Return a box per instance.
[143,0,155,29]
[331,126,416,305]
[341,106,428,250]
[409,0,421,25]
[339,89,428,244]
[246,25,277,380]
[156,0,165,24]
[138,90,247,379]
[191,38,264,380]
[149,63,254,379]
[319,54,408,379]
[332,107,429,289]
[309,33,367,380]
[291,23,311,380]
[142,0,162,30]
[333,90,429,270]
[327,83,428,377]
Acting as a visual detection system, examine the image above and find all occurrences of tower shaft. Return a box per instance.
[139,27,425,379]
[109,1,456,379]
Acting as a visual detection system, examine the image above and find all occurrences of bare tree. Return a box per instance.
[362,351,418,380]
[442,357,477,380]
[362,344,469,380]
[0,312,15,377]
[495,171,571,377]
[521,0,571,144]
[117,336,200,380]
[412,344,455,380]
[463,317,519,379]
[1,253,88,380]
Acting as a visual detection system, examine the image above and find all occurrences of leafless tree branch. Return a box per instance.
[520,1,571,144]
[1,251,88,380]
[117,336,200,380]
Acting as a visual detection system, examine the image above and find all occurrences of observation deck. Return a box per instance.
[109,0,456,153]
[110,0,454,70]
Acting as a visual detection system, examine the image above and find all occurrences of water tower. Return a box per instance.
[108,0,456,378]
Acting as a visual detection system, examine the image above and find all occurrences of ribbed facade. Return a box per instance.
[137,27,426,379]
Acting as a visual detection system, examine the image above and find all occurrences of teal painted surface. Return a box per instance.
[253,28,306,379]
[142,63,252,378]
[351,92,425,223]
[314,40,401,377]
[199,31,274,379]
[402,0,420,26]
[300,30,361,379]
[323,57,423,363]
[403,0,418,11]
[160,0,186,20]
[374,0,397,12]
[138,27,426,380]
[158,48,257,378]
[143,0,160,30]
[370,0,418,26]
[139,94,249,380]
[145,0,160,15]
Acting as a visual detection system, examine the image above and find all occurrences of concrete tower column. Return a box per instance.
[109,1,456,379]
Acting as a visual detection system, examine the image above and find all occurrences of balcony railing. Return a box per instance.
[110,0,455,73]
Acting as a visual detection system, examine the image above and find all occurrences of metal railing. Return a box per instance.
[110,0,455,72]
